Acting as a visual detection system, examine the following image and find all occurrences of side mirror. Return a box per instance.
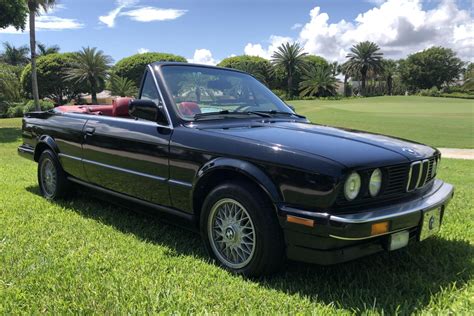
[129,99,167,124]
[286,103,296,111]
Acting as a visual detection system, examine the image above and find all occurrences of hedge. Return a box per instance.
[112,52,187,86]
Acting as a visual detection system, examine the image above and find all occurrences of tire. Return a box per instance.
[37,149,71,200]
[200,181,285,277]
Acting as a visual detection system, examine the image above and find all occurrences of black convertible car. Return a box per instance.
[18,63,454,276]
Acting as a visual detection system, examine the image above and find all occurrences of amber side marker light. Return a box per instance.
[371,221,389,235]
[287,215,315,227]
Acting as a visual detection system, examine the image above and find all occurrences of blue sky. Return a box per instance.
[1,0,472,64]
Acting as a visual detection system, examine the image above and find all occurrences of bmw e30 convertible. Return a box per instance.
[18,63,454,276]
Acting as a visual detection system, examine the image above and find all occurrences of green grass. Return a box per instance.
[0,116,473,314]
[289,96,474,148]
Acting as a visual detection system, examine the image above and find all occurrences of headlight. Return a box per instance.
[369,168,383,197]
[344,172,361,201]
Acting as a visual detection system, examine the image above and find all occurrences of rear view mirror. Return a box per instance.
[129,99,167,124]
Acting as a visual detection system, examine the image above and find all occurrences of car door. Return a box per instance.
[81,70,172,206]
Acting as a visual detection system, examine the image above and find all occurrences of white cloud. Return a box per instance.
[0,15,83,34]
[291,23,303,30]
[138,48,150,54]
[121,7,187,22]
[244,35,293,59]
[36,16,84,30]
[244,0,473,62]
[188,49,217,65]
[99,0,138,28]
[365,0,386,5]
[99,1,186,27]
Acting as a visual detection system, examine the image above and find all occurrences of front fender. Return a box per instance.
[193,157,282,203]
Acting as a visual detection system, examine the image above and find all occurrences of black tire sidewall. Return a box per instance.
[37,149,68,200]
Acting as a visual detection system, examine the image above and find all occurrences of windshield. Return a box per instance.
[161,65,293,119]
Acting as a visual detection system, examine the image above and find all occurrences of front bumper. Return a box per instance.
[278,179,454,265]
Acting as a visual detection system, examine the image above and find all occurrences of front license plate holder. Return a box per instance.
[419,207,442,241]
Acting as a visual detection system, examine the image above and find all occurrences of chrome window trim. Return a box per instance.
[147,65,174,130]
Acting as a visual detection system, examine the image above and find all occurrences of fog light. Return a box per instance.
[371,221,389,235]
[388,230,410,251]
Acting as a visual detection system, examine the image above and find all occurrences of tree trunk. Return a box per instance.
[361,72,367,97]
[344,75,349,97]
[29,9,40,111]
[387,76,393,95]
[287,70,293,99]
[90,78,98,104]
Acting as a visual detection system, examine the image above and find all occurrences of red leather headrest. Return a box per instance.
[113,97,132,117]
[178,102,201,116]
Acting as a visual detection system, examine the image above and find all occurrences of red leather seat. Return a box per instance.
[178,102,201,116]
[113,97,132,117]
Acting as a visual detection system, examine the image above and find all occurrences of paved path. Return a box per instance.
[438,148,474,160]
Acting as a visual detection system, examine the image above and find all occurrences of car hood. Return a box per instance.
[195,120,437,168]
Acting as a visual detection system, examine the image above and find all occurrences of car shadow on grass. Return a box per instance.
[0,128,22,143]
[26,185,473,314]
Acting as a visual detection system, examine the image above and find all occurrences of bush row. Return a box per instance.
[4,100,54,118]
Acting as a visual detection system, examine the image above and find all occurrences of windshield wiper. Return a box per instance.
[194,110,271,120]
[246,110,306,119]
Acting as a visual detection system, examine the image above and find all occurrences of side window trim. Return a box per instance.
[139,66,174,129]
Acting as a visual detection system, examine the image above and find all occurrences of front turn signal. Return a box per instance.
[287,215,315,228]
[371,221,389,235]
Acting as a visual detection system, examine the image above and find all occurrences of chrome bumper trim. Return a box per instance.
[329,179,453,225]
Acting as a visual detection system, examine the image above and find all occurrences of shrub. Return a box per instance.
[218,55,272,85]
[112,52,187,86]
[20,53,88,104]
[6,104,24,117]
[23,99,54,113]
[439,92,474,99]
[419,86,440,97]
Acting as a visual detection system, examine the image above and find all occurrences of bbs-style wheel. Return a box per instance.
[201,181,285,277]
[38,149,71,200]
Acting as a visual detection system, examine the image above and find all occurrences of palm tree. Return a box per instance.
[345,41,384,96]
[382,59,397,95]
[65,47,113,104]
[299,65,338,97]
[109,74,138,97]
[0,42,30,66]
[271,42,307,98]
[37,43,60,56]
[27,0,57,110]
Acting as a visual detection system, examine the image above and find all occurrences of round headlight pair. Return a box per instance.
[344,169,383,201]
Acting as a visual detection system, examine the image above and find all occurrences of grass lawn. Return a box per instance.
[290,96,474,149]
[1,116,473,314]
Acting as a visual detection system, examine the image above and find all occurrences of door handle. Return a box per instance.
[84,127,95,136]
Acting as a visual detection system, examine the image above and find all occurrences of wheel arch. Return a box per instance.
[192,158,282,218]
[34,135,59,162]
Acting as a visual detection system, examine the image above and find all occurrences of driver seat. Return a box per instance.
[178,102,201,116]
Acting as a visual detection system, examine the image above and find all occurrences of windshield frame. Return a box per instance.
[158,63,294,122]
